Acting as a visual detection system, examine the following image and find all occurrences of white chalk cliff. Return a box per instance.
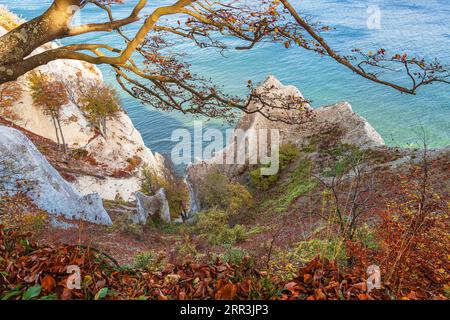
[0,24,167,201]
[187,76,385,210]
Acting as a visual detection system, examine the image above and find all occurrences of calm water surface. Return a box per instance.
[1,0,449,171]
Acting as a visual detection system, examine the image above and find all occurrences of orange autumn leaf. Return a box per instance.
[357,293,370,300]
[314,288,326,300]
[304,273,313,284]
[353,282,367,292]
[41,275,56,292]
[215,279,226,290]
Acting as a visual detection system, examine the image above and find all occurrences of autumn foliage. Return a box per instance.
[1,221,448,300]
[0,82,22,120]
[28,71,69,150]
[373,160,448,297]
[345,154,450,299]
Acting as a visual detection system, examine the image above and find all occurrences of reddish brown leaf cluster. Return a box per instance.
[346,155,450,300]
[281,256,391,300]
[0,226,259,300]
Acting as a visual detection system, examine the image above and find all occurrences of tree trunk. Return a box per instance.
[50,114,61,147]
[102,117,107,137]
[0,1,80,82]
[56,116,67,152]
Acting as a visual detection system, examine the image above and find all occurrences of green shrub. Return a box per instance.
[71,148,89,160]
[279,143,300,168]
[133,251,165,272]
[199,171,228,207]
[278,160,316,207]
[174,234,203,262]
[353,224,379,250]
[254,159,317,215]
[195,209,249,245]
[78,83,121,136]
[250,168,278,191]
[248,276,281,300]
[221,245,251,266]
[323,144,365,177]
[199,172,252,216]
[146,218,181,234]
[139,166,157,196]
[290,238,347,263]
[302,139,317,153]
[217,224,247,245]
[250,144,300,191]
[269,237,347,280]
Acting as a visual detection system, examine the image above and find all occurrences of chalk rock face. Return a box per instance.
[186,75,311,205]
[0,23,167,201]
[313,102,385,147]
[133,189,171,224]
[0,126,112,226]
[200,75,312,172]
[187,76,385,211]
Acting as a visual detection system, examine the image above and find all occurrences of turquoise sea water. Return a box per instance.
[1,0,449,167]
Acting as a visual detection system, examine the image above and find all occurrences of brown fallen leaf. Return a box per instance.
[357,293,370,300]
[284,282,299,292]
[315,288,326,300]
[353,282,367,292]
[41,275,56,292]
[215,283,237,300]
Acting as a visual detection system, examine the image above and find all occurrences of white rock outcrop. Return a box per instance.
[227,75,384,150]
[314,102,385,147]
[133,189,171,224]
[0,126,112,225]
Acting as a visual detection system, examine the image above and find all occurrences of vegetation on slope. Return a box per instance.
[0,219,448,300]
[1,135,448,300]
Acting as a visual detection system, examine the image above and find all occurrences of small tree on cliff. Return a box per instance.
[77,82,121,137]
[0,82,21,109]
[0,82,22,120]
[28,71,69,152]
[0,0,447,123]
